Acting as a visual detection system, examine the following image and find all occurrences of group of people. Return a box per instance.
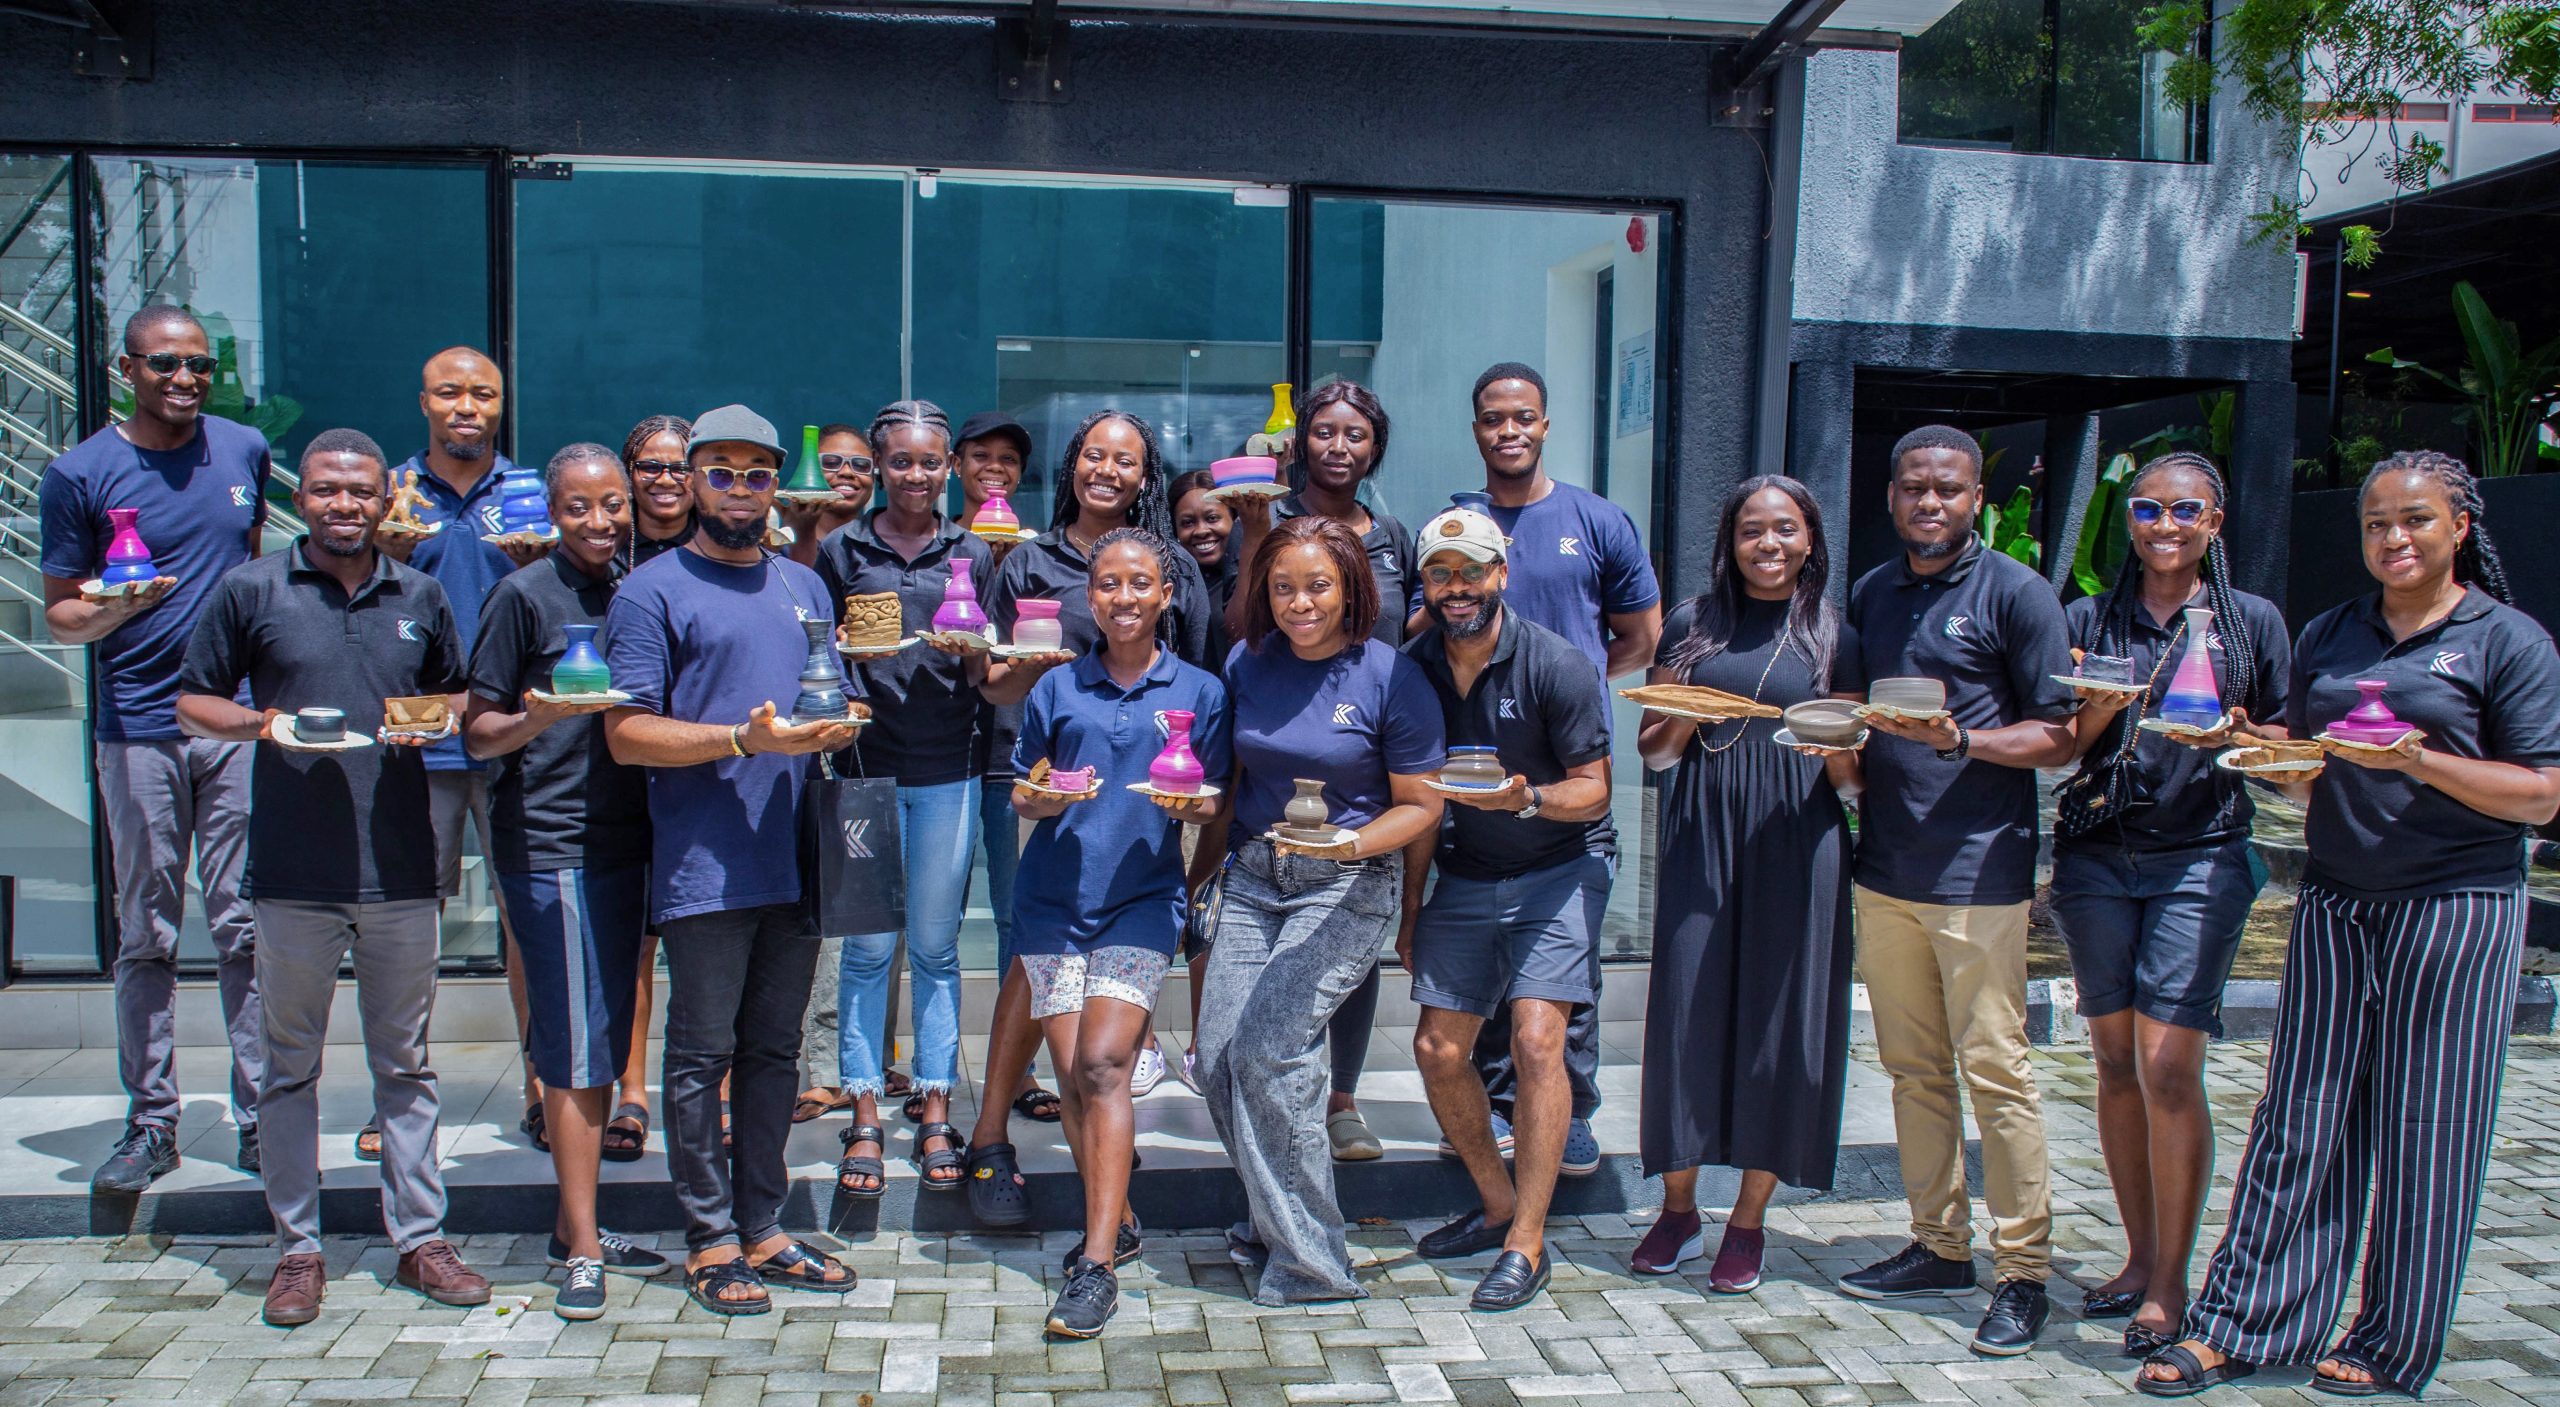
[36,306,2557,1397]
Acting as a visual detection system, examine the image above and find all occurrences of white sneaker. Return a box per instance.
[1130,1042,1167,1097]
[1178,1046,1207,1094]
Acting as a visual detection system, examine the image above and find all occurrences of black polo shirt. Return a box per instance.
[2288,586,2560,901]
[815,510,996,786]
[2060,587,2292,855]
[985,530,1214,669]
[466,553,651,873]
[1404,610,1614,881]
[1847,536,2077,905]
[179,541,466,904]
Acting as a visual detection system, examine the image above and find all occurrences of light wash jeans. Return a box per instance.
[838,779,979,1098]
[1196,839,1404,1306]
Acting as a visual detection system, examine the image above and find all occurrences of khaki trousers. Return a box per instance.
[1854,887,2051,1281]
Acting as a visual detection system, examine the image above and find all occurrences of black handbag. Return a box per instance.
[799,747,906,938]
[2054,623,2180,841]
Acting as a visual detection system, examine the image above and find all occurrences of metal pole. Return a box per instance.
[2323,235,2345,474]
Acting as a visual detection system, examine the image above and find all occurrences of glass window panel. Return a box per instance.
[1309,196,1666,962]
[1898,0,2053,153]
[513,164,904,459]
[0,152,95,974]
[1900,0,2202,160]
[2057,0,2196,161]
[911,178,1287,530]
[88,155,495,972]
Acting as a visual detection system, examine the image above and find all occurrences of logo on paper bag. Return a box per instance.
[840,817,874,860]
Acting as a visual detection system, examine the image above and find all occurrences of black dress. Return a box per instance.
[1641,596,1862,1189]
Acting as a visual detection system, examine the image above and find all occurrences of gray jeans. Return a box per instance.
[98,739,261,1133]
[254,898,445,1255]
[1195,840,1402,1306]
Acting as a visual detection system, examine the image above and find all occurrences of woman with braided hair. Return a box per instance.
[2051,452,2291,1359]
[2138,451,2560,1400]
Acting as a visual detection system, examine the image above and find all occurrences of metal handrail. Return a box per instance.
[0,403,62,463]
[0,519,42,560]
[0,622,76,683]
[0,339,76,405]
[0,303,74,364]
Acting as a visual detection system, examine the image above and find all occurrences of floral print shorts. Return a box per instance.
[1021,946,1173,1019]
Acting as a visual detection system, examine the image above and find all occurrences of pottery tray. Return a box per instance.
[1617,683,1783,721]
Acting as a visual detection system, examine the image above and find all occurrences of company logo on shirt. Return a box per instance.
[2432,650,2466,677]
[1499,698,1519,720]
[1557,536,1582,557]
[394,618,420,642]
[1331,703,1358,727]
[478,503,505,533]
[230,485,252,507]
[1944,615,1971,639]
[840,818,874,859]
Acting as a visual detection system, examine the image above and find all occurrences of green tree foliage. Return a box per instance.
[2140,1,2560,262]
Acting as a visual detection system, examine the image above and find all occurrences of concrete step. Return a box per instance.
[0,639,80,714]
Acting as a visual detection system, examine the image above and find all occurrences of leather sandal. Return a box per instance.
[914,1122,966,1191]
[685,1259,769,1316]
[2311,1350,2407,1399]
[750,1240,856,1292]
[600,1103,648,1163]
[353,1124,383,1163]
[1013,1087,1063,1123]
[2135,1343,2256,1398]
[836,1124,887,1199]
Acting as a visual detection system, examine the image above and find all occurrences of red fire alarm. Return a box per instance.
[1626,217,1647,254]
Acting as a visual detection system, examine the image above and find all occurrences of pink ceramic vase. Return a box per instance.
[931,556,989,635]
[102,508,158,585]
[1148,710,1207,794]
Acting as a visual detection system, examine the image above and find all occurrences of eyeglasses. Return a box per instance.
[701,467,777,493]
[2129,497,2212,526]
[1423,562,1494,586]
[819,453,874,474]
[632,459,691,481]
[140,353,217,376]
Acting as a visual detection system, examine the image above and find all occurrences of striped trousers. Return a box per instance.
[2185,881,2524,1395]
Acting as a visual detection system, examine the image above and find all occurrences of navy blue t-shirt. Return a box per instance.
[1224,635,1444,842]
[38,416,270,740]
[396,452,522,773]
[604,547,848,925]
[1481,481,1660,677]
[1010,647,1231,957]
[2288,587,2560,901]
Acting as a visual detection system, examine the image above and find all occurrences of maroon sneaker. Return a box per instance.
[1709,1224,1765,1294]
[263,1252,326,1327]
[396,1239,492,1307]
[1631,1209,1705,1275]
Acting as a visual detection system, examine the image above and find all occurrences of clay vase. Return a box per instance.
[1283,778,1330,834]
[102,508,157,585]
[1148,710,1207,794]
[497,467,549,534]
[2330,679,2412,744]
[790,617,850,722]
[1013,598,1064,653]
[550,624,611,697]
[931,556,990,636]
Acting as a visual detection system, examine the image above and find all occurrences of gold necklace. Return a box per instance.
[1693,637,1787,755]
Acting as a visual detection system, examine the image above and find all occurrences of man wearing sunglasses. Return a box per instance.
[39,304,271,1194]
[1397,507,1616,1310]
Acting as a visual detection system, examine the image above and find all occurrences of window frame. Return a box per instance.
[1894,0,2213,165]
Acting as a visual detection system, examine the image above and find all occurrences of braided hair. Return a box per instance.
[2094,451,2260,706]
[619,414,691,471]
[2361,449,2514,604]
[1090,526,1183,648]
[867,399,952,458]
[1050,410,1174,543]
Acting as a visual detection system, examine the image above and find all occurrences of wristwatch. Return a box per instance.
[1518,784,1543,819]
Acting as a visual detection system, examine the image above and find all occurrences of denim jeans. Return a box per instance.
[659,903,820,1253]
[839,779,979,1097]
[978,779,1020,973]
[1196,839,1403,1306]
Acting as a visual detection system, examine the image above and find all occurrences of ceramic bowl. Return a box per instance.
[1782,699,1865,746]
[2076,654,2135,686]
[295,707,346,743]
[1869,676,1947,714]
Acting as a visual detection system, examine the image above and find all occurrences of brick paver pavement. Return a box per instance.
[2,1039,2554,1406]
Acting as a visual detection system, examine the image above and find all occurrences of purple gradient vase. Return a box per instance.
[2159,607,2223,727]
[102,508,157,585]
[1148,710,1207,794]
[2329,680,2413,745]
[931,556,989,635]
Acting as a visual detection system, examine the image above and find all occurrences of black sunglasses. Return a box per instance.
[140,353,217,376]
[819,453,874,474]
[702,467,777,493]
[631,459,691,480]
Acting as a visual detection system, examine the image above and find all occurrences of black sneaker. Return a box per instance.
[236,1125,260,1175]
[1837,1241,1976,1300]
[1063,1220,1144,1273]
[554,1257,607,1322]
[1972,1279,2049,1357]
[92,1122,179,1193]
[548,1231,672,1278]
[1045,1257,1118,1339]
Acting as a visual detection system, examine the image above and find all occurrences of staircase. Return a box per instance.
[0,156,87,719]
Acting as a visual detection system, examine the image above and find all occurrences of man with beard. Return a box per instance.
[41,305,269,1191]
[602,405,865,1315]
[382,346,546,1160]
[1837,424,2078,1357]
[177,430,489,1326]
[1398,508,1615,1312]
[1459,362,1659,1180]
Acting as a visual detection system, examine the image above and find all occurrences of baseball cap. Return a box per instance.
[686,404,786,465]
[1417,507,1506,564]
[954,411,1032,462]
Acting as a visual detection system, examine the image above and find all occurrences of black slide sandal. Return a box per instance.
[2311,1351,2406,1399]
[836,1124,887,1199]
[601,1103,648,1163]
[1013,1087,1062,1123]
[2135,1343,2256,1398]
[914,1122,967,1191]
[752,1241,857,1292]
[685,1259,769,1316]
[519,1103,550,1154]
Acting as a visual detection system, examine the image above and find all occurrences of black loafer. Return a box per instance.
[1470,1247,1551,1311]
[2123,1321,2179,1359]
[1417,1208,1513,1260]
[2082,1288,2140,1319]
[1971,1278,2050,1357]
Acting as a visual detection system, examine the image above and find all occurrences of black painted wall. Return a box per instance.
[0,0,1773,600]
